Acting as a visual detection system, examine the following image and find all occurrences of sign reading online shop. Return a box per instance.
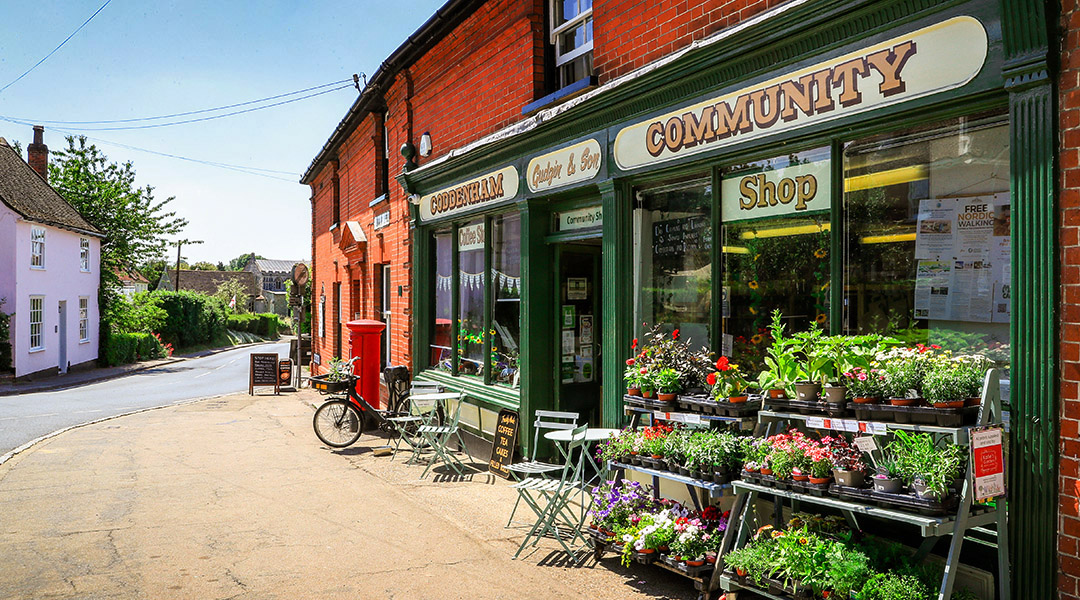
[527,139,602,193]
[720,159,831,221]
[419,166,519,222]
[613,16,988,170]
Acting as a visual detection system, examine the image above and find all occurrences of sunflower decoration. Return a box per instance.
[748,280,759,290]
[815,313,827,324]
[751,333,764,345]
[814,247,827,259]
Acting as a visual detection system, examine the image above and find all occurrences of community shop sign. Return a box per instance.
[527,139,603,193]
[720,159,831,221]
[614,16,988,170]
[419,165,519,222]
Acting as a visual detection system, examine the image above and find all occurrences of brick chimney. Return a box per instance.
[27,125,48,182]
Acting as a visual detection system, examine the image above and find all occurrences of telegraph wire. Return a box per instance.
[0,115,302,182]
[4,79,353,125]
[0,0,112,95]
[0,84,352,132]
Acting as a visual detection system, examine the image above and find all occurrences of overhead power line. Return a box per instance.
[0,0,112,96]
[5,79,352,125]
[0,84,352,132]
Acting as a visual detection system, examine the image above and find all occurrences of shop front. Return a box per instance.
[405,0,1052,592]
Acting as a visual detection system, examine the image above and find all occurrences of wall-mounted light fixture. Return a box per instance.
[408,194,422,206]
[419,132,432,157]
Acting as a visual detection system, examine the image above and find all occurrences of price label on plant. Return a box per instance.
[805,417,826,429]
[971,426,1006,502]
[854,436,878,453]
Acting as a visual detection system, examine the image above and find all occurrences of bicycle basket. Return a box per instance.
[309,376,350,393]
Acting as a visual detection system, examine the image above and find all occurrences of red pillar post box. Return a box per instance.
[346,320,386,409]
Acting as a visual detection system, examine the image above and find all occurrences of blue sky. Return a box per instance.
[0,0,446,265]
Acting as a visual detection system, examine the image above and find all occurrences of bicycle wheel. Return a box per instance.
[313,400,363,448]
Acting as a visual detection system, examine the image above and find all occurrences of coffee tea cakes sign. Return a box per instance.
[419,165,519,222]
[527,138,602,193]
[614,16,988,170]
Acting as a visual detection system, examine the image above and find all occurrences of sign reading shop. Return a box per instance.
[527,139,602,193]
[614,16,988,170]
[419,165,519,222]
[721,159,831,221]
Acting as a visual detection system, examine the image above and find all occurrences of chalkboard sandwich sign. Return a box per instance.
[249,353,280,395]
[489,409,520,479]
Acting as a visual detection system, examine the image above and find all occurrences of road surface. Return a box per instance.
[0,341,289,457]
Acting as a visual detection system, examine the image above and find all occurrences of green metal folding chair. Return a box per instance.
[417,393,474,478]
[511,424,590,562]
[505,409,580,527]
[386,391,442,464]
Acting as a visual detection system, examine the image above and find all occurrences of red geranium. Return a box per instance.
[672,329,680,340]
[715,356,730,371]
[631,338,638,350]
[626,358,635,366]
[706,372,717,386]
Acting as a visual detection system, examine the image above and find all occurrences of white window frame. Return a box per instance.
[550,0,593,69]
[79,297,90,343]
[29,296,44,351]
[80,238,91,272]
[319,296,326,338]
[30,226,45,269]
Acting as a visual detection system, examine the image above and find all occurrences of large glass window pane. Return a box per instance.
[492,214,521,387]
[633,176,712,349]
[431,230,452,371]
[721,147,831,370]
[843,115,1010,378]
[457,220,486,376]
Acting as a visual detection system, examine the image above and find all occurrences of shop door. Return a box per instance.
[555,242,602,426]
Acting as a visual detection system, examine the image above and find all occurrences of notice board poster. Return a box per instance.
[971,426,1006,502]
[489,409,519,479]
[913,194,1010,323]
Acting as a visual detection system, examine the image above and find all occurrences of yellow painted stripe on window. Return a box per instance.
[722,245,750,254]
[859,232,917,244]
[740,223,830,240]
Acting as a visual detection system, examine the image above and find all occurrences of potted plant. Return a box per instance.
[639,367,657,399]
[872,458,903,493]
[709,356,750,402]
[624,357,643,396]
[792,323,829,402]
[830,439,868,487]
[879,349,923,405]
[807,444,834,485]
[843,367,885,404]
[763,310,801,399]
[655,367,681,402]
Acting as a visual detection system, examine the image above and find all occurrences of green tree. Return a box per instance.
[227,252,263,271]
[191,261,219,271]
[49,136,188,314]
[214,279,251,314]
[140,259,169,291]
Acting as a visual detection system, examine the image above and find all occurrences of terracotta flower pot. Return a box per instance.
[744,464,758,473]
[705,554,717,564]
[809,475,833,485]
[736,567,748,577]
[932,400,965,408]
[687,559,705,567]
[792,471,810,482]
[657,392,677,402]
[889,397,917,406]
[642,389,655,399]
[637,548,655,554]
[760,467,774,476]
[627,387,642,397]
[965,396,981,407]
[651,454,664,460]
[852,396,879,404]
[768,388,786,399]
[728,395,748,403]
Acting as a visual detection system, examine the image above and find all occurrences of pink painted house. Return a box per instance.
[0,127,103,378]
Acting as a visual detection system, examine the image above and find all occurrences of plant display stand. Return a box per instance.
[716,370,1010,600]
[597,459,733,600]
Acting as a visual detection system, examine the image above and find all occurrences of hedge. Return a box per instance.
[148,290,228,348]
[101,332,167,366]
[225,313,280,338]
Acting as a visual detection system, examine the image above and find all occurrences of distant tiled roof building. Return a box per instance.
[158,269,258,301]
[243,257,308,292]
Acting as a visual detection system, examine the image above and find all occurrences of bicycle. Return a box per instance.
[309,356,407,448]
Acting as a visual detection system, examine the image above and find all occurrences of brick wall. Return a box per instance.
[592,0,784,84]
[1062,1,1080,597]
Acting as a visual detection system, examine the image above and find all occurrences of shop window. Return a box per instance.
[457,219,486,375]
[431,230,453,370]
[492,214,521,388]
[551,0,593,88]
[721,147,832,369]
[633,176,712,346]
[843,115,1010,377]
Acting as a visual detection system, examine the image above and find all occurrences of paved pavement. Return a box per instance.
[0,341,290,458]
[0,389,696,600]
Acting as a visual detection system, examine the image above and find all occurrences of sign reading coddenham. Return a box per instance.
[420,165,519,222]
[614,16,988,170]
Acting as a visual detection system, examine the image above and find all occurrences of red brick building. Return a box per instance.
[305,0,1058,595]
